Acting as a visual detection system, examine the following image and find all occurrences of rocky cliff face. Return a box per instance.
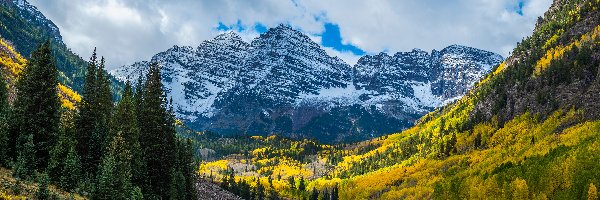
[111,25,503,143]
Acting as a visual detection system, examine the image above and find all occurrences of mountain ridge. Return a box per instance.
[111,26,503,143]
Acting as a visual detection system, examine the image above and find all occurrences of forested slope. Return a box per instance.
[198,0,600,199]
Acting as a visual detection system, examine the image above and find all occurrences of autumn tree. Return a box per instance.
[589,183,598,200]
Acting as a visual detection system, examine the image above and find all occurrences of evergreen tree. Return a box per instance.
[298,176,306,191]
[179,139,198,200]
[169,170,185,200]
[288,176,296,189]
[222,174,229,190]
[320,188,330,200]
[76,48,98,174]
[13,134,36,180]
[309,188,318,200]
[111,81,144,189]
[11,41,59,169]
[47,112,80,190]
[241,180,251,200]
[474,133,482,149]
[96,57,113,149]
[60,147,81,191]
[140,63,177,198]
[0,76,9,167]
[36,173,50,200]
[268,189,279,200]
[76,50,113,178]
[255,179,265,200]
[133,75,151,196]
[331,184,339,200]
[94,132,133,200]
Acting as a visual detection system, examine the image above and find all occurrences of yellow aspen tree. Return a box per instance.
[589,183,598,200]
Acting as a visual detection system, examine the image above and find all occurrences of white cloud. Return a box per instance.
[28,0,552,69]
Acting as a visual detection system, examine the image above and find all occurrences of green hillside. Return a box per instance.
[0,1,122,95]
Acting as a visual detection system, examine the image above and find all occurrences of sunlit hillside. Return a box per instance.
[0,38,81,109]
[198,0,600,199]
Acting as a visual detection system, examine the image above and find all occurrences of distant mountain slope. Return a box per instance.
[0,0,122,95]
[198,0,600,199]
[112,25,502,143]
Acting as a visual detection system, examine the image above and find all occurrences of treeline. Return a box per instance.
[218,168,339,200]
[0,42,196,199]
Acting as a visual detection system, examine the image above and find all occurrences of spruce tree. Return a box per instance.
[76,50,113,178]
[169,170,185,200]
[140,63,176,198]
[331,184,339,200]
[13,134,36,180]
[0,76,9,167]
[132,76,150,194]
[11,41,59,169]
[96,57,113,149]
[176,139,197,199]
[298,176,306,191]
[36,173,50,200]
[255,179,265,200]
[60,147,81,191]
[268,189,279,200]
[76,48,98,174]
[95,132,133,200]
[47,112,80,190]
[111,81,144,189]
[309,188,318,200]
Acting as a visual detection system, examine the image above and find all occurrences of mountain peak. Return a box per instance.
[441,44,472,53]
[214,31,243,42]
[261,24,304,38]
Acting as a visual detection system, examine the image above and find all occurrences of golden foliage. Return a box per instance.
[589,183,598,200]
[57,83,82,110]
[0,38,26,78]
[0,37,82,110]
[535,25,600,76]
[512,178,530,200]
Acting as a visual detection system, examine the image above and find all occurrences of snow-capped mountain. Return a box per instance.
[11,0,63,44]
[111,25,503,143]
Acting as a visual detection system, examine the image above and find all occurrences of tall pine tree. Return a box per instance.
[11,41,59,169]
[96,57,113,149]
[75,49,113,177]
[140,63,177,199]
[111,81,145,190]
[76,48,98,174]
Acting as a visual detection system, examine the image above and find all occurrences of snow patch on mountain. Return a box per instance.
[111,25,503,142]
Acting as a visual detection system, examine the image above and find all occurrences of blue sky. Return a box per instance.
[217,21,366,56]
[30,0,552,68]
